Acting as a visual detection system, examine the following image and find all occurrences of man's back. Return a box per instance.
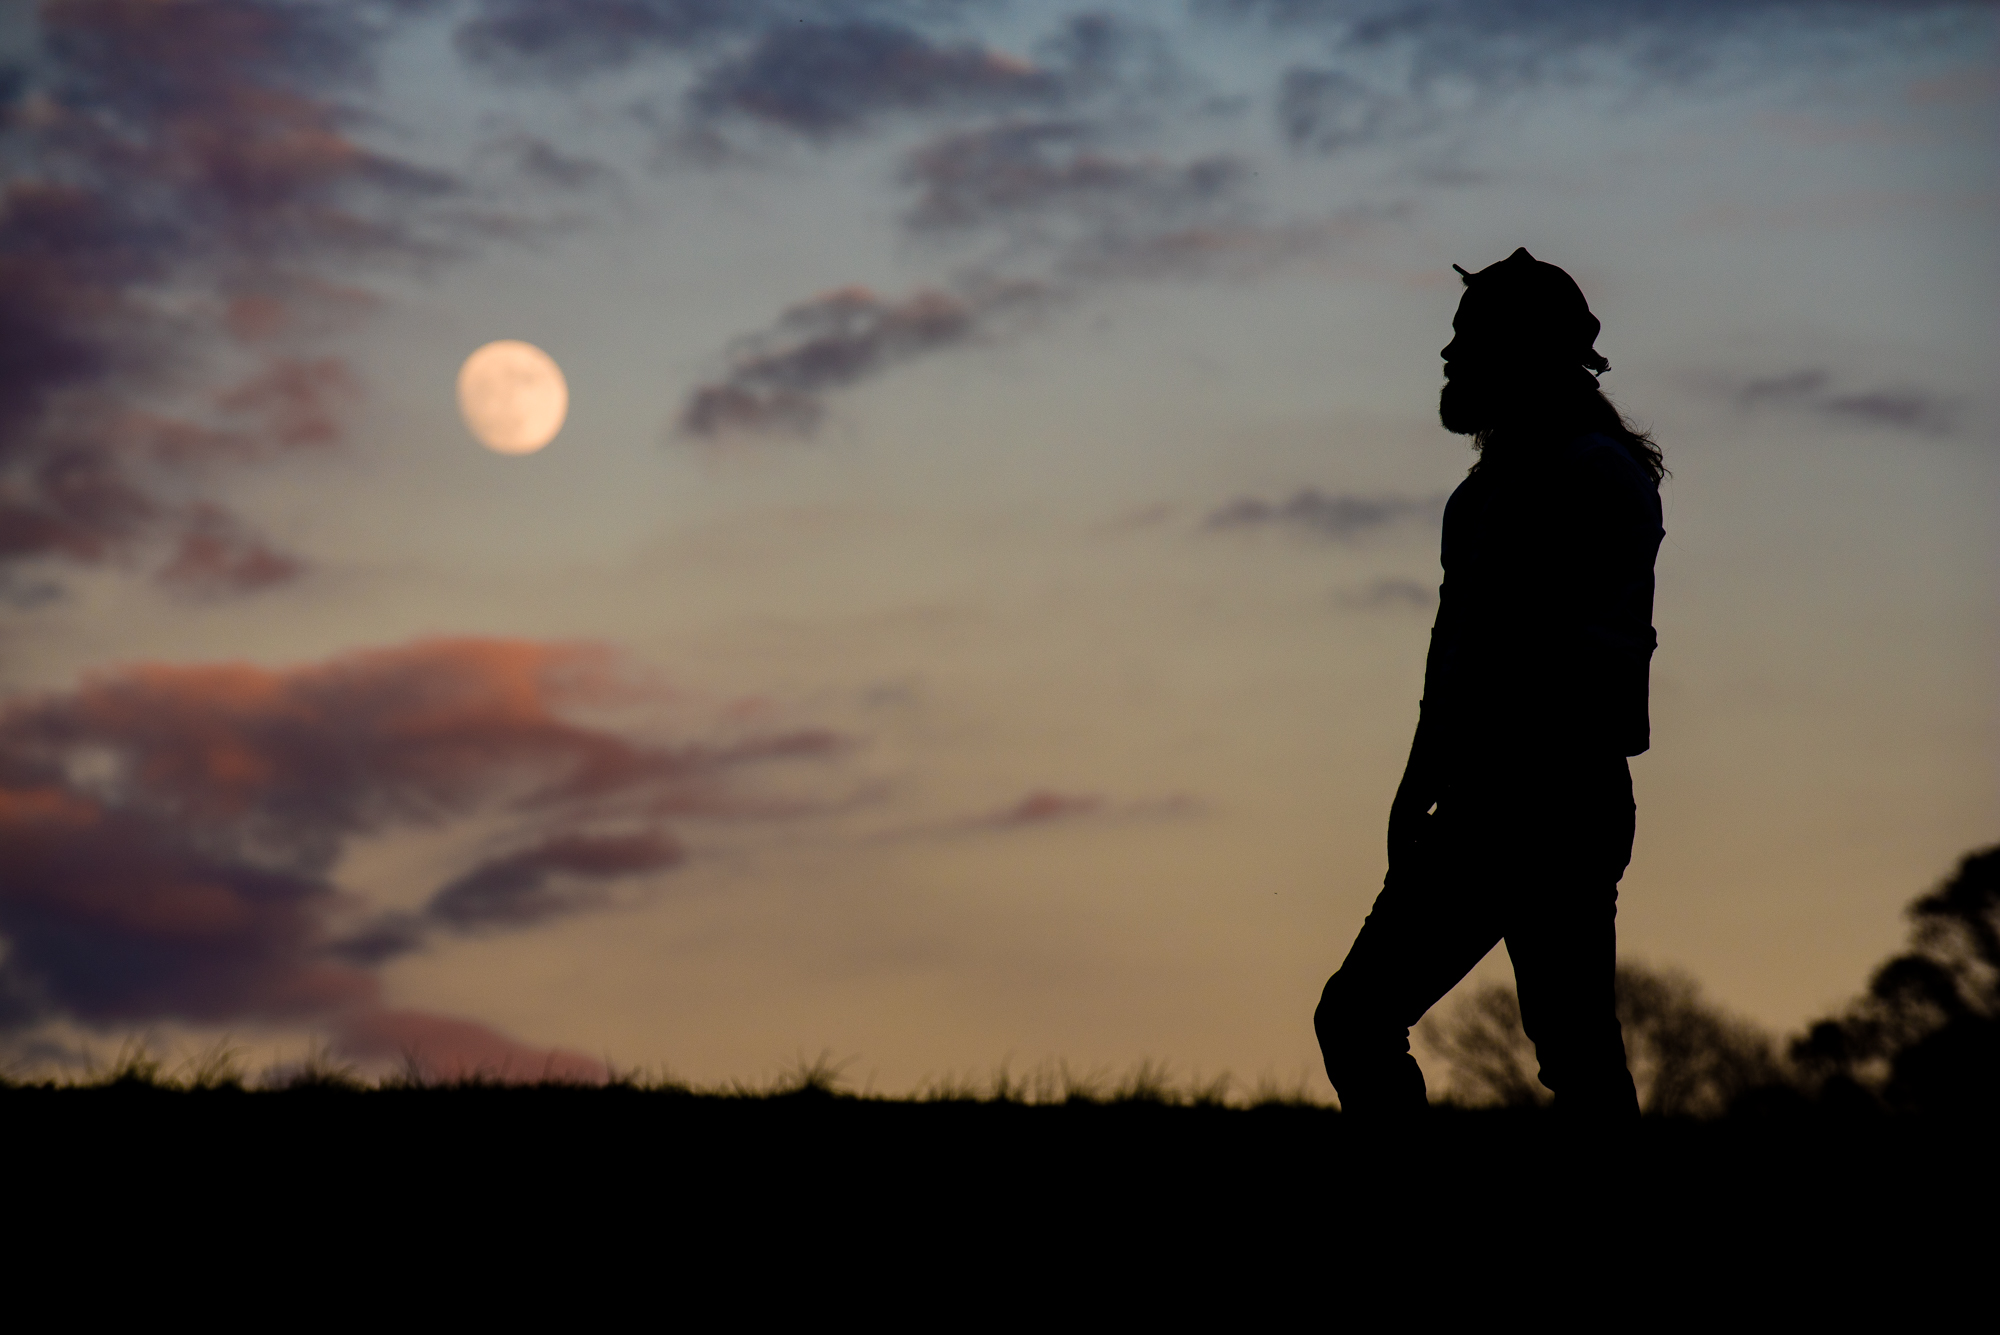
[1425,431,1664,760]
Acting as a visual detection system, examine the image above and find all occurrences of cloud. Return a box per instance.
[0,637,846,1047]
[985,789,1106,827]
[691,110,1394,436]
[427,831,686,930]
[900,120,1245,234]
[1336,576,1436,610]
[1204,0,1989,151]
[479,132,623,193]
[1277,66,1433,152]
[1057,204,1411,282]
[680,280,1040,437]
[453,0,823,83]
[335,1007,606,1082]
[0,1,457,591]
[1206,488,1443,539]
[156,503,305,595]
[1732,369,1956,435]
[686,20,1059,141]
[334,829,685,964]
[962,788,1204,832]
[455,6,1171,145]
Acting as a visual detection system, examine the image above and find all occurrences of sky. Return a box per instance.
[0,0,1994,1089]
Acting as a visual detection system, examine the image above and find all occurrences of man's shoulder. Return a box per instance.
[1564,432,1658,496]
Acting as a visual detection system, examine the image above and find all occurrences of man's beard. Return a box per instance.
[1438,374,1495,436]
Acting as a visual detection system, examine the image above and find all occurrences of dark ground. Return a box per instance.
[7,1084,1990,1313]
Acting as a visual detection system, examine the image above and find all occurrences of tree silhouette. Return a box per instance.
[1421,962,1779,1115]
[1425,846,2000,1116]
[1791,845,1999,1114]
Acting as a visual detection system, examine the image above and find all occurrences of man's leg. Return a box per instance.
[1506,761,1640,1117]
[1508,881,1638,1116]
[1315,840,1504,1113]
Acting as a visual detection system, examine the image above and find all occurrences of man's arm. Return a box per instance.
[1388,704,1446,866]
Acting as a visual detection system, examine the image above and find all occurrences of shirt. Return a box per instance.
[1420,431,1664,759]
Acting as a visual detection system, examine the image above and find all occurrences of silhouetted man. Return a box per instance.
[1315,249,1666,1116]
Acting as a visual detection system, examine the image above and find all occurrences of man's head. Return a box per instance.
[1439,248,1607,437]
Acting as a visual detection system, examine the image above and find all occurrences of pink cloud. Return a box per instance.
[338,1008,607,1084]
[0,1,456,591]
[0,637,848,1045]
[961,788,1207,834]
[988,789,1107,827]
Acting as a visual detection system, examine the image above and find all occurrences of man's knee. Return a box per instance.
[1315,971,1427,1112]
[1314,971,1364,1057]
[1315,971,1408,1068]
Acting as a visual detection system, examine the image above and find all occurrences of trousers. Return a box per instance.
[1315,754,1641,1116]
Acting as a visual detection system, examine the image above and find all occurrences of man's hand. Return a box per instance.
[1387,713,1443,869]
[1387,790,1435,869]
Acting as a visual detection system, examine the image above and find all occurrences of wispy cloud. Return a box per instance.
[679,280,1042,437]
[690,120,1401,437]
[1206,488,1444,539]
[0,638,846,1055]
[901,120,1244,235]
[1205,0,1990,153]
[686,20,1060,142]
[1335,576,1436,610]
[965,788,1203,832]
[0,0,459,592]
[453,0,869,83]
[477,131,624,193]
[1731,368,1956,435]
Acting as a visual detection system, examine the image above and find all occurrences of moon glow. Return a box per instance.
[457,340,568,455]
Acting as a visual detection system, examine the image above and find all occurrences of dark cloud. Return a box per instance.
[684,184,1391,438]
[427,831,685,931]
[1209,0,1982,65]
[0,638,845,1037]
[1056,203,1409,282]
[1277,66,1431,152]
[1336,576,1437,610]
[0,1,457,590]
[156,503,305,595]
[1204,1,1987,151]
[686,20,1059,141]
[455,6,1167,145]
[680,281,1040,437]
[684,188,1397,436]
[480,132,623,193]
[1733,369,1956,435]
[901,120,1244,233]
[962,788,1203,832]
[454,0,822,82]
[1206,488,1443,539]
[985,789,1106,827]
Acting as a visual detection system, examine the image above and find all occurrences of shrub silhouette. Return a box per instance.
[1421,962,1779,1115]
[1791,844,1999,1114]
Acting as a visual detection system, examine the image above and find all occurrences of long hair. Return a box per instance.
[1577,380,1667,485]
[1469,370,1667,486]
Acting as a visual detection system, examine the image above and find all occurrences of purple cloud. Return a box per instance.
[1205,1,1990,151]
[901,120,1244,233]
[0,638,845,1036]
[686,20,1060,141]
[0,0,458,591]
[680,281,1041,437]
[1733,369,1956,435]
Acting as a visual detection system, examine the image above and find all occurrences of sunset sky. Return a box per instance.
[1,0,1993,1089]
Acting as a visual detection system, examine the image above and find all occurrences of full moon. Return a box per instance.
[456,339,568,455]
